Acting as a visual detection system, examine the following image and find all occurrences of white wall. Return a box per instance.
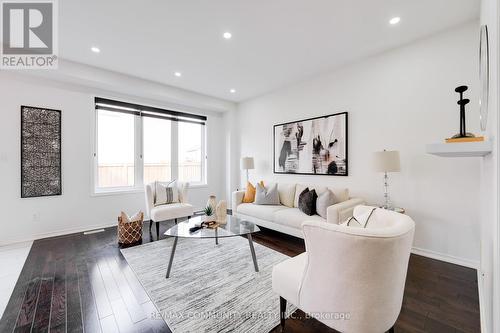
[479,0,499,331]
[235,22,481,266]
[0,69,231,245]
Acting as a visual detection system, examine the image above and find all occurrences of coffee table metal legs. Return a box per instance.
[166,233,259,278]
[166,237,178,278]
[215,228,218,245]
[247,234,259,272]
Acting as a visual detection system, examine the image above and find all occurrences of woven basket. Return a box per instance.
[118,212,144,244]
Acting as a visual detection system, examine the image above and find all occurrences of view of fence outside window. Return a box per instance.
[97,110,135,188]
[178,122,203,183]
[96,109,206,191]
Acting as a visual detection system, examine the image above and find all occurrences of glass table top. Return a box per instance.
[164,215,260,238]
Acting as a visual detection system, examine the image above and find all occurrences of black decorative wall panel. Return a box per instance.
[21,106,62,198]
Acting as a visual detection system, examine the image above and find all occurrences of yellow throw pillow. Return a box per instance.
[242,181,264,203]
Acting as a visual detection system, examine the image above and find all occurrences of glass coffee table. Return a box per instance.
[164,215,260,278]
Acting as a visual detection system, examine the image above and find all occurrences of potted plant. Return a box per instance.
[202,205,216,222]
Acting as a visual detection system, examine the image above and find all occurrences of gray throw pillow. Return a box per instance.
[316,189,335,219]
[298,188,318,216]
[254,183,280,205]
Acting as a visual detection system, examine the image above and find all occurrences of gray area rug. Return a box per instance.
[121,235,296,333]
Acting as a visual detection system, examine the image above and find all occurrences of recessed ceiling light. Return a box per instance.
[91,46,100,53]
[174,72,182,77]
[230,89,236,93]
[389,17,401,25]
[223,32,232,39]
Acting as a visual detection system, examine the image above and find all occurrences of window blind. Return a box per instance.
[94,97,206,125]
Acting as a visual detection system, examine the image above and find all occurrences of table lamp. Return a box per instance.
[240,157,255,184]
[373,150,400,209]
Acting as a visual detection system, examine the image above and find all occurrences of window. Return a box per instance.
[178,122,204,182]
[96,110,135,188]
[143,117,172,184]
[93,98,207,193]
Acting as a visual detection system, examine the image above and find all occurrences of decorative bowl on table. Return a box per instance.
[202,215,217,223]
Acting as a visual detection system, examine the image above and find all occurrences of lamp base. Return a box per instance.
[379,206,405,214]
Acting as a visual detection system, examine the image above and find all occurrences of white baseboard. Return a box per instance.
[0,222,117,247]
[477,270,487,333]
[411,246,479,269]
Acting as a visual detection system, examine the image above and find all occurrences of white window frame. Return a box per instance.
[91,107,207,195]
[177,121,207,186]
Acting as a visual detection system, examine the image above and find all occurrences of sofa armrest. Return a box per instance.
[232,190,245,209]
[326,198,365,224]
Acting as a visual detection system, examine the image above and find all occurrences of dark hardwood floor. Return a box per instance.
[0,219,480,333]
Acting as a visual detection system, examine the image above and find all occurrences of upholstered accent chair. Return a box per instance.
[144,181,194,236]
[272,205,415,333]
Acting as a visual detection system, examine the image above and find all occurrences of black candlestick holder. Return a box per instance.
[451,85,475,139]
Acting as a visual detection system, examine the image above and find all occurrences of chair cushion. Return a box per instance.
[150,203,194,222]
[273,208,326,229]
[272,252,308,307]
[236,203,287,221]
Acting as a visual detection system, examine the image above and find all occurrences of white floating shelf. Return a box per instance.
[426,141,493,157]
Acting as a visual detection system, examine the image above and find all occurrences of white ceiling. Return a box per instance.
[60,0,479,102]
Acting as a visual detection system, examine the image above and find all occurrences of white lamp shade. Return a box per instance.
[373,150,401,172]
[240,157,255,170]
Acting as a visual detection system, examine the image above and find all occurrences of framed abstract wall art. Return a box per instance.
[274,112,348,176]
[21,105,62,198]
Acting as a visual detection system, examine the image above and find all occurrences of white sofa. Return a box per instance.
[232,183,364,238]
[272,206,415,333]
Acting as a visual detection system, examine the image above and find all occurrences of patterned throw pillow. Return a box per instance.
[154,180,179,206]
[344,208,377,228]
[298,188,318,216]
[254,183,280,205]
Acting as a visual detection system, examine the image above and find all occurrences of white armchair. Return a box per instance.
[144,181,194,236]
[272,206,415,333]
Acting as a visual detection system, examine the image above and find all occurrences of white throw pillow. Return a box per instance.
[316,190,335,219]
[120,211,143,223]
[254,183,280,205]
[278,183,296,208]
[328,187,350,203]
[154,180,179,206]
